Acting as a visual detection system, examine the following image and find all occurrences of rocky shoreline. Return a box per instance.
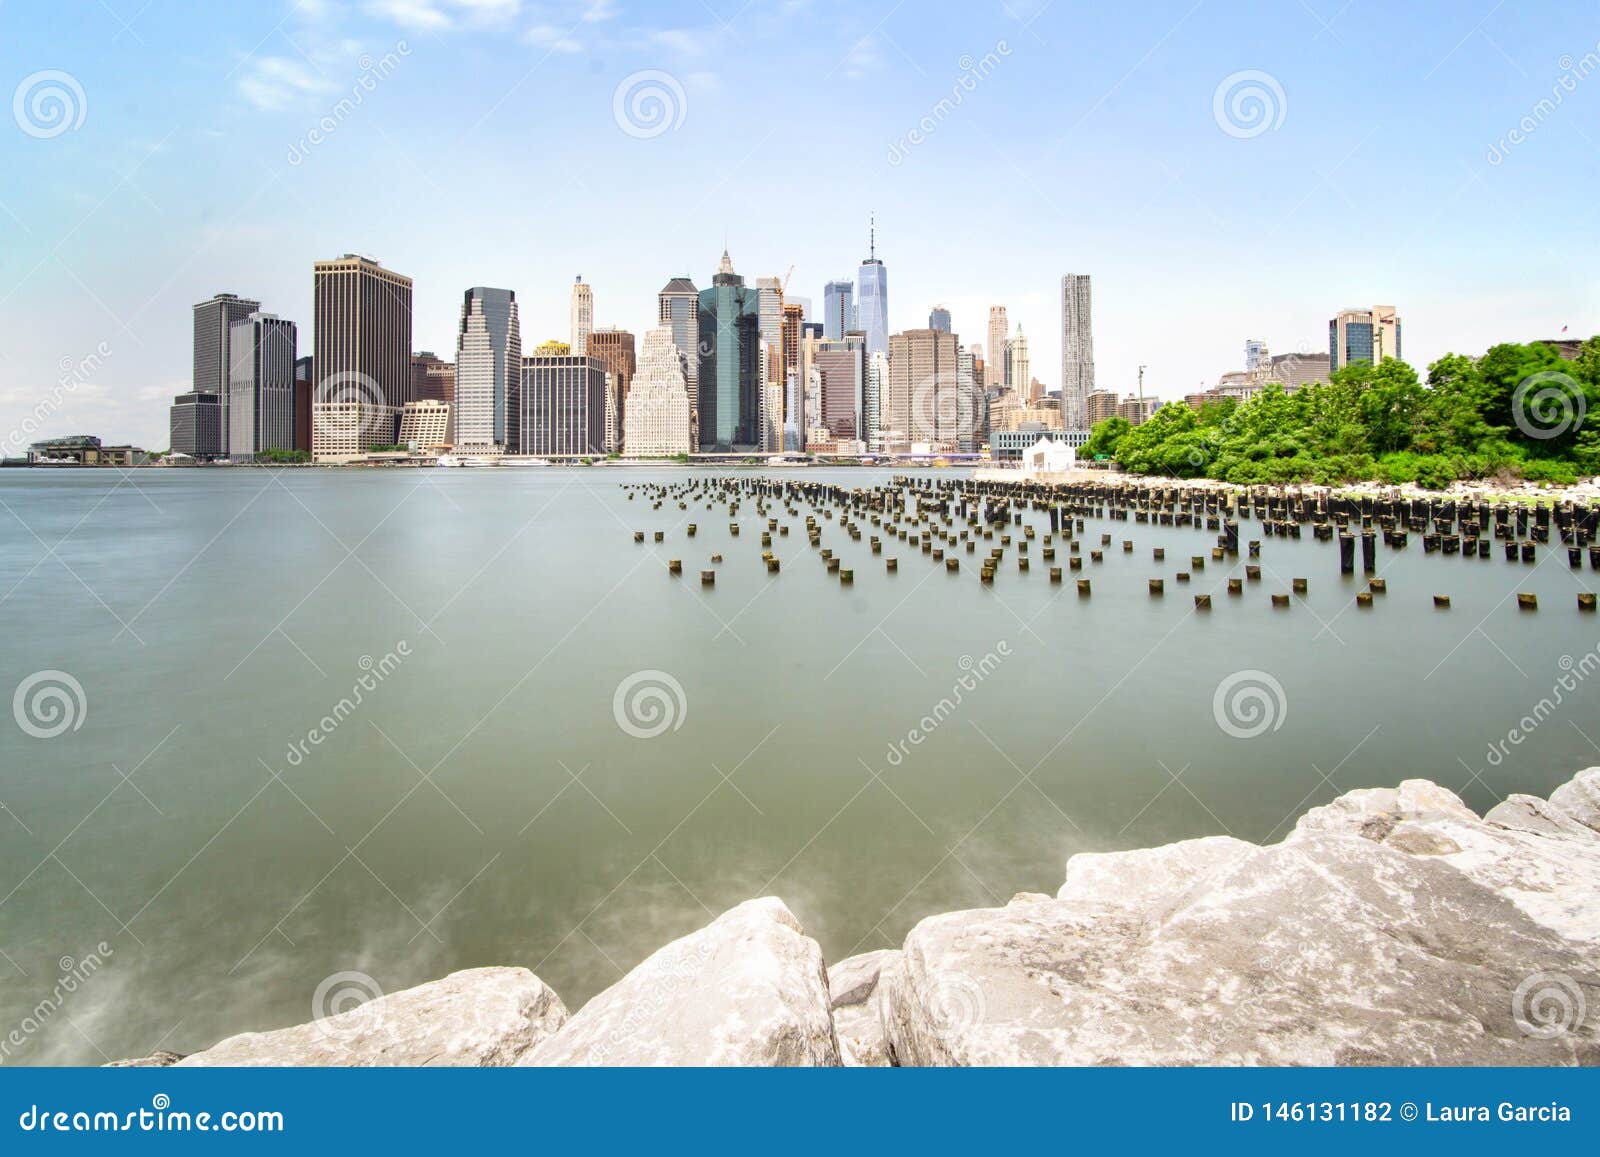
[115,768,1600,1067]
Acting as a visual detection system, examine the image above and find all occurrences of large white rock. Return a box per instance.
[1548,766,1600,833]
[828,949,900,1067]
[882,775,1600,1066]
[175,967,566,1067]
[525,897,839,1066]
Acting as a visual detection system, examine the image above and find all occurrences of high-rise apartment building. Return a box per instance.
[193,292,261,456]
[570,276,593,356]
[1329,305,1401,370]
[823,279,854,341]
[813,331,865,442]
[865,350,887,452]
[957,346,982,452]
[986,306,1008,389]
[1059,274,1094,427]
[856,219,888,356]
[453,287,521,456]
[520,352,608,456]
[1244,338,1269,373]
[887,327,960,451]
[697,250,762,451]
[781,301,805,449]
[623,327,692,458]
[312,255,412,461]
[227,313,297,460]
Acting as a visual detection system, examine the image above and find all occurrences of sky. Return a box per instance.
[2,0,1598,451]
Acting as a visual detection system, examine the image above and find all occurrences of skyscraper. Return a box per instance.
[657,277,699,404]
[928,305,951,333]
[856,217,888,356]
[986,306,1008,389]
[865,350,887,452]
[1060,274,1094,428]
[588,328,636,453]
[1244,338,1269,373]
[755,276,786,453]
[697,249,762,451]
[823,280,854,341]
[623,327,692,458]
[570,276,593,356]
[1329,306,1401,370]
[193,292,261,456]
[227,313,297,460]
[813,331,865,442]
[781,301,805,450]
[1011,327,1031,403]
[453,287,521,456]
[956,345,982,453]
[887,327,960,451]
[521,351,608,456]
[312,254,412,461]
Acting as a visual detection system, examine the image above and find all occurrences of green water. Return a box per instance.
[1,467,1595,1063]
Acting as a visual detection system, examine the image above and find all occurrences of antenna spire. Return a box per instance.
[869,212,876,260]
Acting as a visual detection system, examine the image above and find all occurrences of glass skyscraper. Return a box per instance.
[857,222,888,357]
[823,280,854,341]
[697,250,762,451]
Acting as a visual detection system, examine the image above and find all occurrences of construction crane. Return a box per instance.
[781,264,794,295]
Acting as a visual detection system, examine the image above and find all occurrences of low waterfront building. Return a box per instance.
[398,400,450,450]
[26,435,147,466]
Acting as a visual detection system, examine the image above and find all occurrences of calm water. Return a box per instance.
[2,466,1597,1063]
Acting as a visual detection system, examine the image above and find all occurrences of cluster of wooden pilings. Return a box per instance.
[619,476,1600,613]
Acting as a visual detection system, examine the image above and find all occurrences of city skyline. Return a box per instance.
[5,1,1598,452]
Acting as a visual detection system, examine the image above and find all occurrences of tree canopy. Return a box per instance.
[1086,338,1599,487]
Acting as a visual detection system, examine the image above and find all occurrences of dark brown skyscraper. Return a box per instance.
[312,254,412,461]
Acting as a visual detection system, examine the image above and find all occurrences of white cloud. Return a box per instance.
[524,23,583,52]
[237,56,337,111]
[364,0,453,30]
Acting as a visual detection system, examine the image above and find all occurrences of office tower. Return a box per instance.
[928,305,951,333]
[781,301,805,448]
[986,306,1008,389]
[1002,339,1014,390]
[169,391,222,459]
[956,346,981,453]
[1268,350,1331,390]
[570,276,593,356]
[312,254,412,461]
[453,287,521,456]
[411,351,455,403]
[755,276,786,452]
[521,350,608,456]
[587,328,636,454]
[856,217,888,356]
[823,279,854,341]
[1244,339,1269,373]
[864,350,887,452]
[623,327,693,457]
[813,330,865,442]
[887,327,960,450]
[293,356,314,452]
[1060,274,1094,427]
[657,277,699,403]
[227,313,297,460]
[1011,327,1031,402]
[1329,305,1401,370]
[697,249,762,451]
[193,292,261,456]
[399,400,450,450]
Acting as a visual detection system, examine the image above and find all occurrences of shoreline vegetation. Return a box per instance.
[1083,337,1600,490]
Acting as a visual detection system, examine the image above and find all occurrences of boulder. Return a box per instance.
[524,897,838,1066]
[828,950,900,1067]
[882,777,1600,1066]
[175,967,565,1067]
[106,1050,184,1068]
[1548,766,1600,833]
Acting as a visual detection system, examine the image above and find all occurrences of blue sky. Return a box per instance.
[2,0,1598,450]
